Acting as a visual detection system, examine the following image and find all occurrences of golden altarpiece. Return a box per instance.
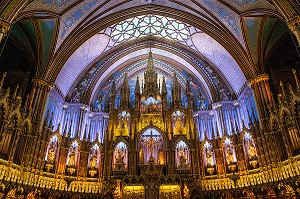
[1,52,300,199]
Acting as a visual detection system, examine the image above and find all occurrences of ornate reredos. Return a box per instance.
[142,51,159,98]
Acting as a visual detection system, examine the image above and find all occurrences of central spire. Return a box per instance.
[147,50,155,72]
[142,51,159,97]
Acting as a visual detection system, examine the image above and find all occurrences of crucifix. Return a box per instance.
[147,132,155,158]
[145,130,160,162]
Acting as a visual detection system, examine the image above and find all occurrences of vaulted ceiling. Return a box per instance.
[0,0,298,105]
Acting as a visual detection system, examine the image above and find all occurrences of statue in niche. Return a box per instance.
[247,142,257,160]
[71,88,81,103]
[139,149,144,164]
[220,88,230,101]
[226,147,235,165]
[158,149,164,164]
[179,150,187,165]
[115,149,125,164]
[174,116,184,129]
[157,102,162,111]
[140,101,146,113]
[206,149,214,167]
[47,145,55,164]
[90,155,97,169]
[68,148,76,167]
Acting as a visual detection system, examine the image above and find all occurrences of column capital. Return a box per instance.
[288,16,300,32]
[248,74,269,87]
[32,78,54,89]
[0,19,10,35]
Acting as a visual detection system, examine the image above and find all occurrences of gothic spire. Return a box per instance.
[120,72,130,109]
[172,73,182,108]
[186,78,192,97]
[110,80,116,97]
[135,76,140,95]
[161,76,167,94]
[147,50,154,72]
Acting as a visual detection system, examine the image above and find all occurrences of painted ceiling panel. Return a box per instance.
[10,23,34,55]
[262,18,279,49]
[55,33,110,96]
[191,32,246,94]
[39,19,56,67]
[265,21,288,57]
[17,20,38,58]
[24,0,78,14]
[90,48,213,104]
[244,17,262,65]
[55,0,104,49]
[225,0,275,13]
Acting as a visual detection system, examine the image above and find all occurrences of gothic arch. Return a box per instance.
[46,5,256,84]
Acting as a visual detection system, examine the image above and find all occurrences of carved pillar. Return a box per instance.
[213,138,225,175]
[78,141,89,178]
[248,74,274,125]
[23,78,53,169]
[289,16,300,46]
[29,78,53,132]
[0,19,10,43]
[232,134,246,171]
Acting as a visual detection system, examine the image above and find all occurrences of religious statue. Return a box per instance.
[140,102,146,113]
[206,150,214,167]
[139,149,144,164]
[147,136,155,158]
[174,116,184,129]
[115,149,125,164]
[248,144,257,160]
[183,183,190,198]
[220,88,230,101]
[179,151,187,165]
[158,149,164,164]
[90,155,97,169]
[47,146,55,164]
[68,148,76,167]
[226,148,235,165]
[157,102,162,111]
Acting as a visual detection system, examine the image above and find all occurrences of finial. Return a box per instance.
[63,118,68,136]
[12,84,19,102]
[0,72,7,91]
[293,69,300,90]
[44,110,50,126]
[57,122,61,133]
[279,81,285,96]
[49,112,54,128]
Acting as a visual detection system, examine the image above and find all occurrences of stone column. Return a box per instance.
[248,74,274,124]
[29,78,53,133]
[24,78,52,169]
[0,19,10,42]
[288,16,300,46]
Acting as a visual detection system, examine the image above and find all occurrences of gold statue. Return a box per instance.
[206,150,214,167]
[68,149,76,167]
[90,155,97,169]
[248,145,257,160]
[115,149,125,164]
[47,147,55,164]
[226,148,235,165]
[179,150,187,165]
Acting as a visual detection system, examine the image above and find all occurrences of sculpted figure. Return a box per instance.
[226,148,235,165]
[115,150,125,164]
[47,146,55,164]
[206,150,214,167]
[90,155,97,169]
[179,151,187,165]
[68,149,76,167]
